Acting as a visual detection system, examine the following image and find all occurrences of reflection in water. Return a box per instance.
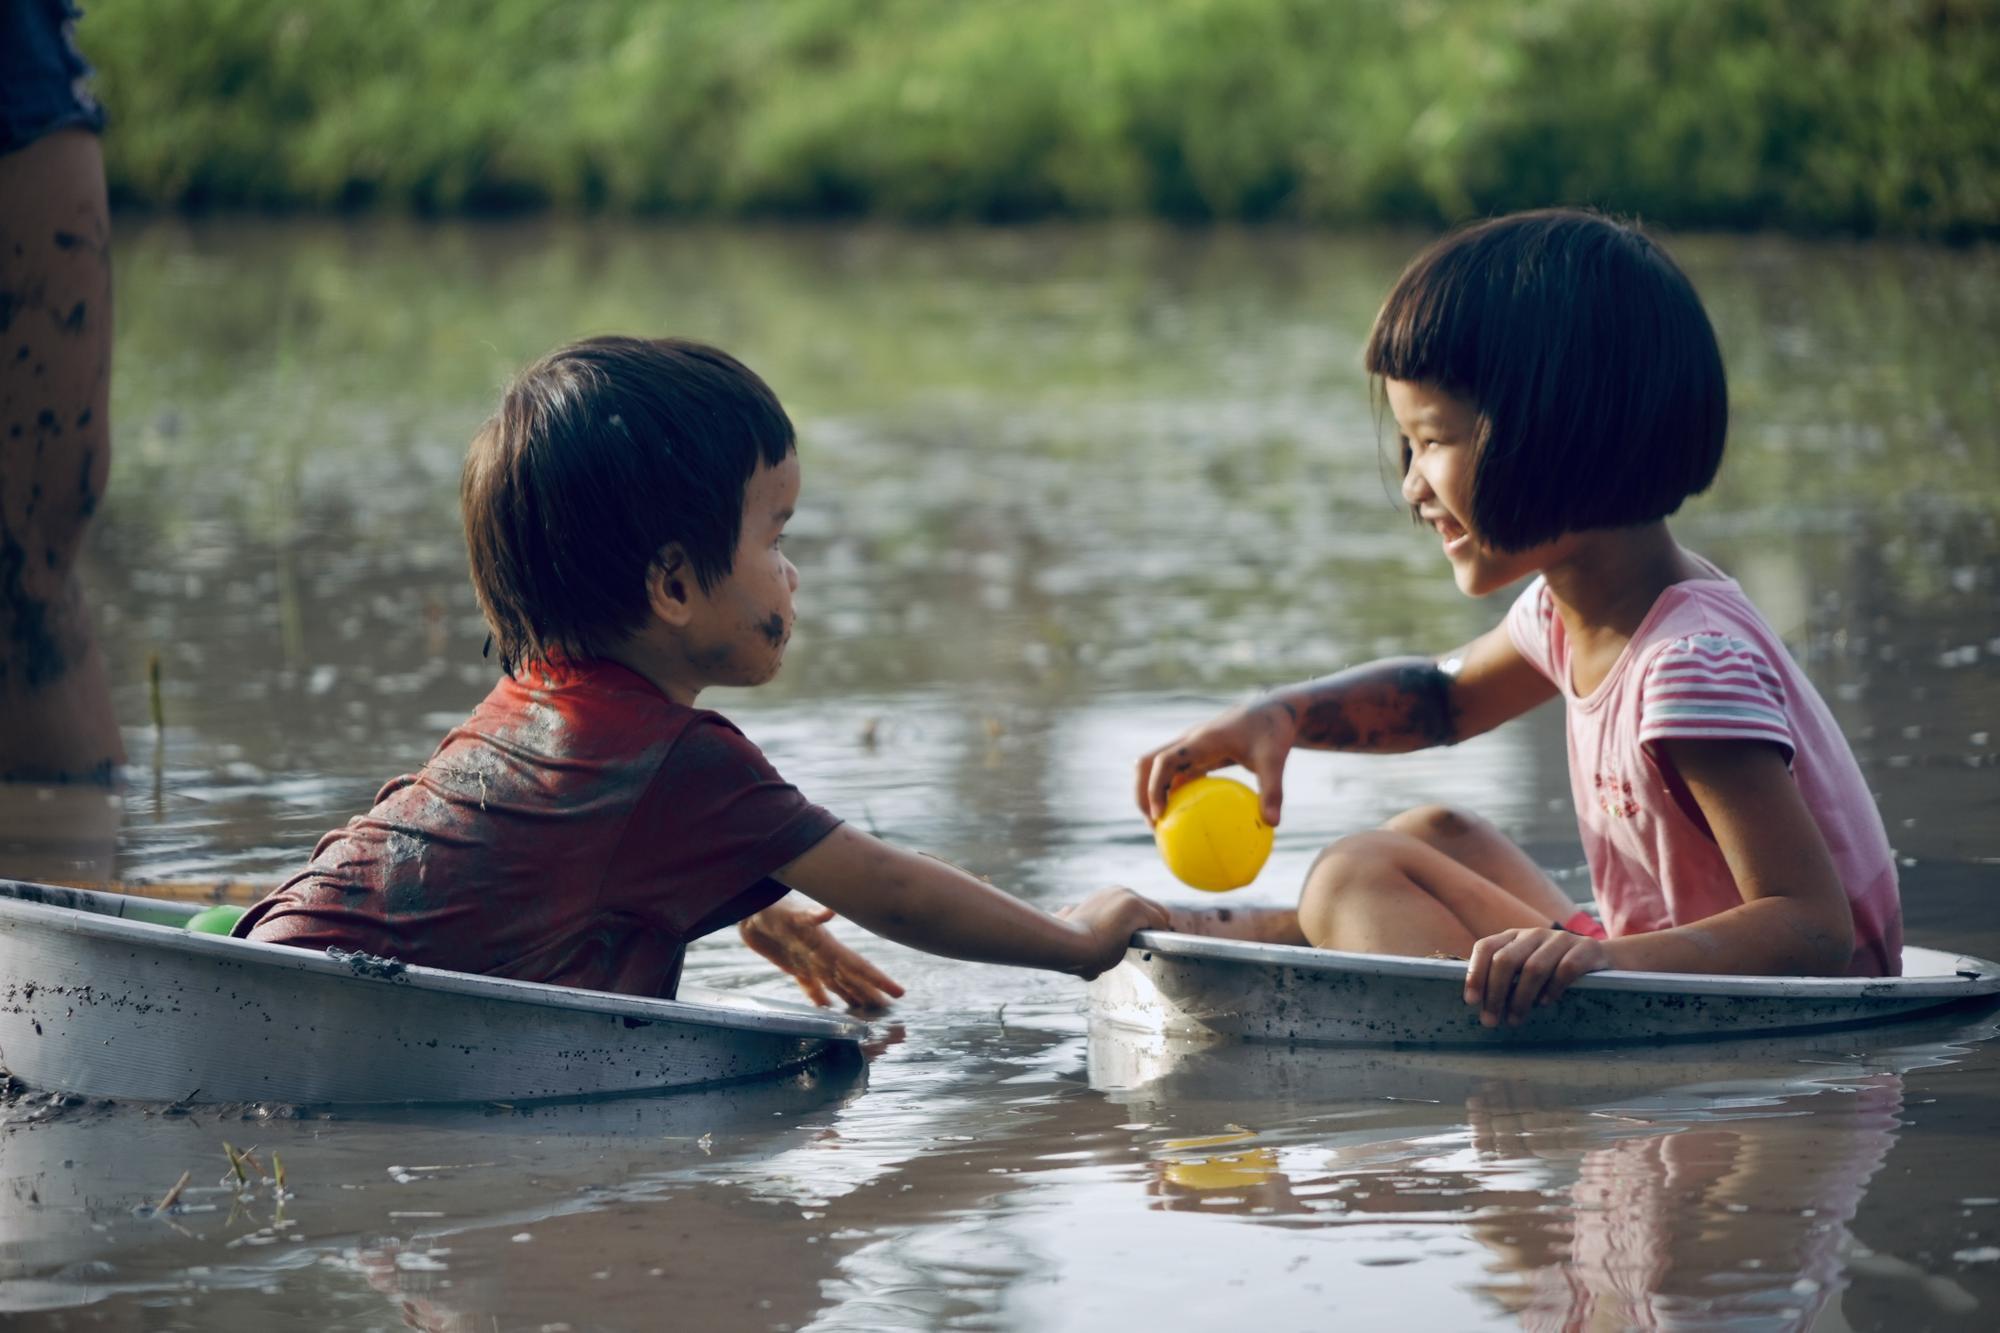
[0,783,119,884]
[1093,1017,1997,1332]
[0,1051,866,1321]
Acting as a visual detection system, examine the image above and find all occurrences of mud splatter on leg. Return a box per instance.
[0,128,122,782]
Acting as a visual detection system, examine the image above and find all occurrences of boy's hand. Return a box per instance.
[1135,699,1297,827]
[1056,887,1171,979]
[1463,927,1612,1027]
[739,901,906,1012]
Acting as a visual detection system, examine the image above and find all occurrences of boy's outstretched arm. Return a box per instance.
[775,825,1168,980]
[1136,623,1556,825]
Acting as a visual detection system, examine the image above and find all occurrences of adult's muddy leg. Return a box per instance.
[0,127,123,781]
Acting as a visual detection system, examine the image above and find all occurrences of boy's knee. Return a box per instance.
[1383,803,1477,846]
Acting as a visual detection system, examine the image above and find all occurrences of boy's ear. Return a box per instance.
[645,546,698,627]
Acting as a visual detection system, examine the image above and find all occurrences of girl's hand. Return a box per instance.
[739,900,907,1012]
[1056,886,1171,979]
[1463,927,1612,1027]
[1135,699,1298,827]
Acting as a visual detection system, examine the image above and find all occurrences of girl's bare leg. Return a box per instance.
[1162,805,1574,954]
[1380,804,1579,924]
[1296,807,1571,956]
[0,128,122,782]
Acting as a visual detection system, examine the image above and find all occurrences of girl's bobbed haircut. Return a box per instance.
[462,336,794,676]
[1365,209,1727,552]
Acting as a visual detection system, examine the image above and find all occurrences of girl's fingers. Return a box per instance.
[1466,930,1522,1007]
[1137,746,1186,822]
[1134,751,1159,820]
[1144,753,1174,824]
[1477,940,1515,1026]
[1145,746,1201,823]
[1508,935,1574,1025]
[1464,934,1499,1007]
[1253,756,1285,827]
[1544,944,1604,1007]
[1479,931,1539,1026]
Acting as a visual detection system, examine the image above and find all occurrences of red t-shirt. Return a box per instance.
[238,659,840,998]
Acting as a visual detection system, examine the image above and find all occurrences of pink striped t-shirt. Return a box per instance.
[1505,567,1901,976]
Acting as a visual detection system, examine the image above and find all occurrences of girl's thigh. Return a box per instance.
[1381,804,1579,924]
[1301,830,1555,955]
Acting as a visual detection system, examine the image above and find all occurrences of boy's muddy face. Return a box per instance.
[687,453,802,688]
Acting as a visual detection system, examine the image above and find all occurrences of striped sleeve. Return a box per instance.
[1637,633,1794,762]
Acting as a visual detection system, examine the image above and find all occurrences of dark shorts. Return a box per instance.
[1,0,106,156]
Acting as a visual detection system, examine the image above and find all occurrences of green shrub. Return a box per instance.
[84,0,2000,234]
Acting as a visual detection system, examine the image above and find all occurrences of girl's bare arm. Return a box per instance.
[1464,738,1856,1026]
[1600,738,1854,975]
[1137,623,1557,825]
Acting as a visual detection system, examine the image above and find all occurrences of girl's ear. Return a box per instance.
[645,546,698,627]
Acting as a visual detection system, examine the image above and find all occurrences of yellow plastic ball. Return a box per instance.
[1155,775,1273,892]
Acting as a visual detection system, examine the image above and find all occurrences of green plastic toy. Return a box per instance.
[185,904,248,935]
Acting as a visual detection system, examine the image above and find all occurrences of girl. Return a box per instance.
[1134,209,1901,1028]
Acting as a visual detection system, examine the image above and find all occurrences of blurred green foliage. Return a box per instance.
[89,0,1999,234]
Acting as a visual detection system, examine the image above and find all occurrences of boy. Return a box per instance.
[239,336,1165,1004]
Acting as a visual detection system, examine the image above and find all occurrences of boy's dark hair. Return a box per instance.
[1364,208,1727,552]
[462,336,795,675]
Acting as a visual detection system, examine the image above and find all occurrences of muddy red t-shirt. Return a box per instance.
[238,659,840,998]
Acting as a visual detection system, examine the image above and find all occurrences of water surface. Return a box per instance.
[3,221,1997,1329]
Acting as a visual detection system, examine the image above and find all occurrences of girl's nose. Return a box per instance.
[1400,459,1430,505]
[785,557,800,593]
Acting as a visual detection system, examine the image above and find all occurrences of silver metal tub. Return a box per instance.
[0,880,866,1105]
[1089,930,2000,1047]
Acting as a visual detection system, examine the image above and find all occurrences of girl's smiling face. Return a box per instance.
[1388,378,1565,598]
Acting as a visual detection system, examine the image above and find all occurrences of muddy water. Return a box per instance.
[2,222,1997,1329]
